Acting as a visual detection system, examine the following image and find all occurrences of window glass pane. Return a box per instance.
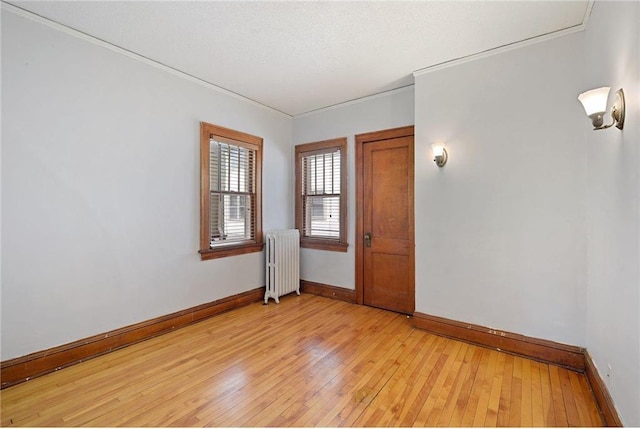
[302,149,340,196]
[304,195,340,238]
[208,138,256,247]
[210,193,222,241]
[301,147,341,240]
[210,141,220,192]
[221,194,253,243]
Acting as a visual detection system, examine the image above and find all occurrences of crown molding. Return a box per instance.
[1,1,292,119]
[294,85,415,119]
[414,1,594,78]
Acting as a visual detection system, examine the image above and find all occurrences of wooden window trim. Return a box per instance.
[200,122,263,260]
[295,137,348,252]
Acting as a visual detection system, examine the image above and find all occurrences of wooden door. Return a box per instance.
[356,127,414,315]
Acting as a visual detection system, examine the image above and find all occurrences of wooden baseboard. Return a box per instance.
[413,312,586,372]
[300,280,357,303]
[584,351,623,427]
[1,287,265,389]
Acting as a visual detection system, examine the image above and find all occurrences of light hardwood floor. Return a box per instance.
[1,294,602,427]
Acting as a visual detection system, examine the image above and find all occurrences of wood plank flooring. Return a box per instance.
[0,294,603,427]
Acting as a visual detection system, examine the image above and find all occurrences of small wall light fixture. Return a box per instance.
[431,142,448,167]
[578,87,625,130]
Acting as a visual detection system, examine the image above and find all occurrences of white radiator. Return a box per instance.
[264,229,300,304]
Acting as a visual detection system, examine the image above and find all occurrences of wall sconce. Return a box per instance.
[431,142,448,167]
[578,87,625,130]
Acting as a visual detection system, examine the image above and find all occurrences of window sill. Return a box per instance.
[199,242,264,260]
[301,240,348,252]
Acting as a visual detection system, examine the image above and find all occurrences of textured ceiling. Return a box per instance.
[9,1,591,116]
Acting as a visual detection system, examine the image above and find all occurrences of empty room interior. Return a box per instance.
[1,0,639,427]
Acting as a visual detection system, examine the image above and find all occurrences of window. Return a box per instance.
[200,122,263,260]
[295,137,348,252]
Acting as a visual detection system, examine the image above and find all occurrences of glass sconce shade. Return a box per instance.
[577,87,625,130]
[431,143,445,157]
[578,87,610,116]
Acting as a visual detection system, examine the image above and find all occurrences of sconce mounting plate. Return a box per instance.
[613,88,625,130]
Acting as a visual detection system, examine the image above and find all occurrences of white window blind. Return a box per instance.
[301,149,341,239]
[209,139,256,247]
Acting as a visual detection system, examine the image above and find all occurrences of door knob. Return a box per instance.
[364,232,372,247]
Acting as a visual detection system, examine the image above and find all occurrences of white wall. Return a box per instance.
[1,10,293,360]
[414,33,588,346]
[584,2,640,426]
[292,88,415,289]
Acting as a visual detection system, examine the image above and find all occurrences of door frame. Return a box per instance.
[355,125,415,306]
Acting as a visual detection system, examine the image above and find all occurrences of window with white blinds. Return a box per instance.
[302,151,340,238]
[200,122,263,260]
[295,138,348,252]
